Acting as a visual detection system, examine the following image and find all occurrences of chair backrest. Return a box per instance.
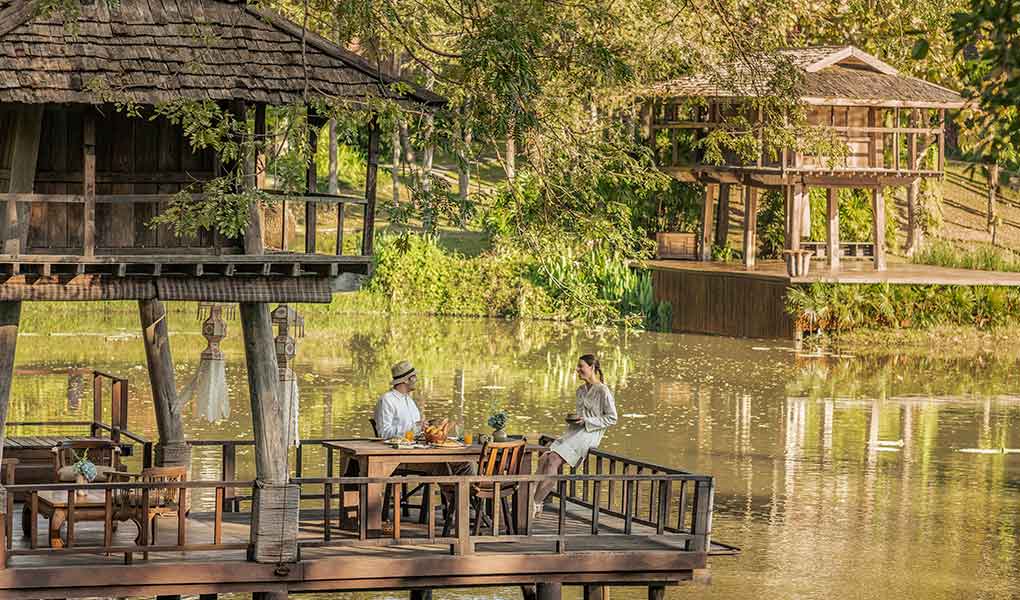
[140,465,188,507]
[477,439,527,477]
[369,417,380,437]
[55,439,119,467]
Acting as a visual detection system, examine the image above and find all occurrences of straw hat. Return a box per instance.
[390,360,417,386]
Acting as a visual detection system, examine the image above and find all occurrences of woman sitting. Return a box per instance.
[532,353,618,517]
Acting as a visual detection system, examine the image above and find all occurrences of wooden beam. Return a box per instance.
[83,110,97,258]
[872,188,887,271]
[699,185,716,261]
[5,105,43,254]
[0,302,20,469]
[714,183,730,248]
[826,188,839,271]
[742,186,757,269]
[362,116,380,257]
[139,299,187,466]
[240,302,288,484]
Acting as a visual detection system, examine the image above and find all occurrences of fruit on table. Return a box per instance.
[423,418,451,443]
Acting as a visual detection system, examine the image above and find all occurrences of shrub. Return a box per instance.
[786,282,1020,335]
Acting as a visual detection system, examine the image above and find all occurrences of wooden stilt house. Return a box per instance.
[645,46,964,272]
[0,0,441,572]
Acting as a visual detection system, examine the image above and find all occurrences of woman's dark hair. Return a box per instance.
[579,354,604,382]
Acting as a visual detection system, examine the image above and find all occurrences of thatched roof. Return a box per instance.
[0,0,445,107]
[651,46,963,109]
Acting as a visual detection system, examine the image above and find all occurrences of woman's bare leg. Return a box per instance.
[532,451,566,508]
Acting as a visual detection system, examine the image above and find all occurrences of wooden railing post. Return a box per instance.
[455,479,472,555]
[83,110,96,257]
[221,443,237,512]
[689,479,714,552]
[91,373,103,436]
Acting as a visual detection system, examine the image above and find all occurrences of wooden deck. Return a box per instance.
[0,495,721,599]
[644,259,1020,286]
[644,259,1020,339]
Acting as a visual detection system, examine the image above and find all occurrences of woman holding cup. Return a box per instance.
[531,354,618,517]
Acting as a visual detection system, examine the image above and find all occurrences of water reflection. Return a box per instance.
[8,304,1020,600]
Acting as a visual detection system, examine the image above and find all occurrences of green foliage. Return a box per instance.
[757,190,786,259]
[786,282,1020,334]
[912,240,1020,272]
[487,410,509,431]
[366,233,550,319]
[951,0,1020,163]
[805,188,896,246]
[630,182,703,236]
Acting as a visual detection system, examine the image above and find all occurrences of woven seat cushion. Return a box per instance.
[57,465,118,483]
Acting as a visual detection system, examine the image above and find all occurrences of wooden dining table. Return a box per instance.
[323,439,543,532]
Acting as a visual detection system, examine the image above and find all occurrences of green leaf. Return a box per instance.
[911,38,930,60]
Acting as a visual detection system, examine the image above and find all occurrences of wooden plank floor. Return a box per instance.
[7,499,698,568]
[644,259,1020,286]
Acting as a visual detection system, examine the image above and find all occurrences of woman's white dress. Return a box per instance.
[549,382,618,467]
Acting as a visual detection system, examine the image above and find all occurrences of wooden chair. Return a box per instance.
[369,418,431,524]
[113,466,187,546]
[51,439,121,483]
[443,439,527,536]
[1,458,18,485]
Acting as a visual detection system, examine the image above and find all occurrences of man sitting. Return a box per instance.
[373,360,424,439]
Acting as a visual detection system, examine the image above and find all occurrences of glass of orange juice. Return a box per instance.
[464,432,473,446]
[404,429,415,443]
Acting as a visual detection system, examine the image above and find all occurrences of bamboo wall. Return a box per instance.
[651,267,797,339]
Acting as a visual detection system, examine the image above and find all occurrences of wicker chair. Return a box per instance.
[51,439,121,483]
[113,466,187,546]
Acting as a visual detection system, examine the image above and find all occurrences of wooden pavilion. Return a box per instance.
[644,45,965,272]
[0,1,726,598]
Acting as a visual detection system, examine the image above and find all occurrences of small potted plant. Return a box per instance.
[71,450,98,497]
[488,410,509,442]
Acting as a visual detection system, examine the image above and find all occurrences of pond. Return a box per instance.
[7,304,1020,600]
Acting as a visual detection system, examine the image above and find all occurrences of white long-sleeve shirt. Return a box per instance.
[372,389,422,439]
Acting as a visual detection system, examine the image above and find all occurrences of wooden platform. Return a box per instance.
[0,500,721,599]
[645,259,1020,286]
[644,259,1020,339]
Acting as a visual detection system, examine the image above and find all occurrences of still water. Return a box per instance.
[8,305,1020,600]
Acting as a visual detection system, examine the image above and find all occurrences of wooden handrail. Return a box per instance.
[293,470,713,557]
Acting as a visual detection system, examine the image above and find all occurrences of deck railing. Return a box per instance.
[1,479,253,566]
[0,192,373,262]
[187,437,362,511]
[6,369,152,467]
[648,100,948,176]
[293,471,714,556]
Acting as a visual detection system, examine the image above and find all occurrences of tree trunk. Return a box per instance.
[391,124,401,207]
[458,126,472,206]
[506,136,516,182]
[988,162,999,234]
[399,121,415,165]
[328,118,339,195]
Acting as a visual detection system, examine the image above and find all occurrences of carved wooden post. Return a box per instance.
[305,113,322,254]
[826,188,839,271]
[241,302,298,563]
[243,101,265,256]
[4,105,42,254]
[872,188,887,271]
[741,185,757,269]
[139,299,188,467]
